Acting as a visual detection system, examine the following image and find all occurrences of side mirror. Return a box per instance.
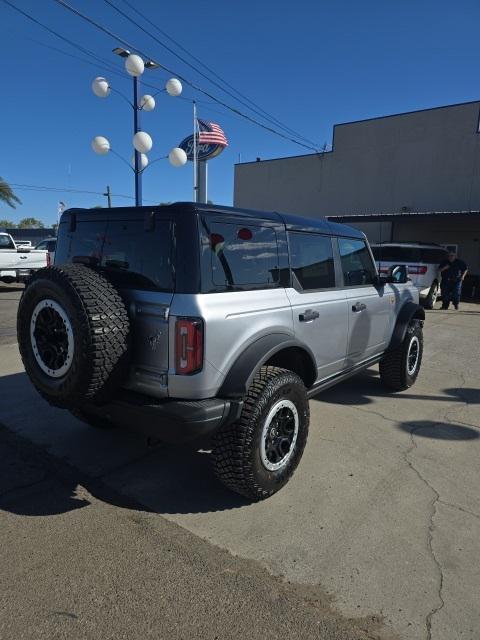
[389,264,409,284]
[375,264,409,285]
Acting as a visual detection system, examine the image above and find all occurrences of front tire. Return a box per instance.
[379,322,423,391]
[212,366,309,501]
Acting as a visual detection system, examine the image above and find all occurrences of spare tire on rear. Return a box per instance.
[17,264,130,409]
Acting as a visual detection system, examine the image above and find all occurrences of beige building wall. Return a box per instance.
[234,101,480,218]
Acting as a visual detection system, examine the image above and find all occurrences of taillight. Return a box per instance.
[175,318,203,375]
[46,252,51,267]
[408,265,428,275]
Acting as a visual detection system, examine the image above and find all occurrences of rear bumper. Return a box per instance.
[0,268,35,283]
[84,393,243,444]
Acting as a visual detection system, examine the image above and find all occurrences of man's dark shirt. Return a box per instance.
[439,258,467,281]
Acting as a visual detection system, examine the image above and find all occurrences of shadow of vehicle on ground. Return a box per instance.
[0,373,248,518]
[397,420,479,440]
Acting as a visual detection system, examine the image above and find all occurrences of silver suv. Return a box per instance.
[17,203,425,500]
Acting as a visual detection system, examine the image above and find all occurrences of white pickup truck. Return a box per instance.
[0,232,48,284]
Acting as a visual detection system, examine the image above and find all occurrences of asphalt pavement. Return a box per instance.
[1,283,479,640]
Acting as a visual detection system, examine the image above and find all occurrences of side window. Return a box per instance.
[36,241,47,250]
[288,232,335,290]
[55,220,107,266]
[200,220,279,290]
[0,235,15,250]
[101,219,174,291]
[338,238,376,286]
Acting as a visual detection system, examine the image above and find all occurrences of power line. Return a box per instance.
[103,0,318,147]
[10,182,136,200]
[51,0,320,152]
[1,0,174,97]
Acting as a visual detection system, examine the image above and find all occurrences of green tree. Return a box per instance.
[18,217,45,229]
[0,177,21,209]
[0,219,16,229]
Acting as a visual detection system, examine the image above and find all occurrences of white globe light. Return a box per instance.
[125,54,145,77]
[133,131,153,153]
[92,76,110,98]
[140,94,155,111]
[91,136,110,155]
[131,153,149,170]
[165,78,182,97]
[169,147,187,167]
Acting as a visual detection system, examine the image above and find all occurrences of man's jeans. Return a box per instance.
[442,279,462,306]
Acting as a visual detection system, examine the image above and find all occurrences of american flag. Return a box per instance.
[197,119,228,147]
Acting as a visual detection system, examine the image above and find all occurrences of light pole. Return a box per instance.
[91,49,187,206]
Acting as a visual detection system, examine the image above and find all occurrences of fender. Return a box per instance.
[388,301,425,351]
[218,333,317,399]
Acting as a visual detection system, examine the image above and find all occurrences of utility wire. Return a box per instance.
[104,0,318,147]
[1,0,161,94]
[9,182,137,199]
[51,0,320,152]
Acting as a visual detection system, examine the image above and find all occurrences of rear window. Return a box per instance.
[200,219,280,291]
[100,219,174,291]
[372,245,447,263]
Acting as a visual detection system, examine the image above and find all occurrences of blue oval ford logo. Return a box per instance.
[179,135,225,161]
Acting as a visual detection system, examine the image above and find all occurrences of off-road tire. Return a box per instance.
[423,281,439,310]
[379,322,423,391]
[17,265,130,409]
[212,366,309,501]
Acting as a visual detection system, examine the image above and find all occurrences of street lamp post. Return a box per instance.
[115,48,156,207]
[91,48,186,206]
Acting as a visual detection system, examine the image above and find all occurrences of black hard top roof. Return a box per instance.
[62,202,364,239]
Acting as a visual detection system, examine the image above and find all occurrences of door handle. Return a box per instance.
[352,302,367,312]
[19,256,28,259]
[299,309,319,322]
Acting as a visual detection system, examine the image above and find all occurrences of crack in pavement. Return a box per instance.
[438,500,480,522]
[403,425,445,640]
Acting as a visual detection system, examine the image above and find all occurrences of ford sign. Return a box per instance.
[179,120,228,162]
[178,135,225,162]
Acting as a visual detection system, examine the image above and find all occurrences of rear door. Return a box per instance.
[338,237,394,366]
[100,212,175,399]
[286,231,348,381]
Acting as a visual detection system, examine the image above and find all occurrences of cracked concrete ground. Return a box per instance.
[1,285,479,639]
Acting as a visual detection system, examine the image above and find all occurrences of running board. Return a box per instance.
[307,355,382,398]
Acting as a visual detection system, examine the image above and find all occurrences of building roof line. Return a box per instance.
[333,99,480,129]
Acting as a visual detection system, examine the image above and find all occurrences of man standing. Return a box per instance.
[439,250,468,310]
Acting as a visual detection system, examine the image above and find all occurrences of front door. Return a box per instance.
[337,237,394,367]
[286,231,348,381]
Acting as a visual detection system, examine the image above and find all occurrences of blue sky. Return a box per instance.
[1,0,480,225]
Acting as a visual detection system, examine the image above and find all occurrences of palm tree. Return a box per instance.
[0,177,21,209]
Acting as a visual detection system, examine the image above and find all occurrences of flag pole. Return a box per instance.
[193,100,198,203]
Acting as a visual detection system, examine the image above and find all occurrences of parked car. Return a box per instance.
[371,242,447,309]
[17,204,425,500]
[0,232,48,284]
[35,237,57,265]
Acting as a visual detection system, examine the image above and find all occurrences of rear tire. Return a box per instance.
[17,265,130,409]
[423,281,439,310]
[379,322,423,391]
[212,366,309,501]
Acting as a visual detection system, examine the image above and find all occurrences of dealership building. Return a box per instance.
[234,100,480,288]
